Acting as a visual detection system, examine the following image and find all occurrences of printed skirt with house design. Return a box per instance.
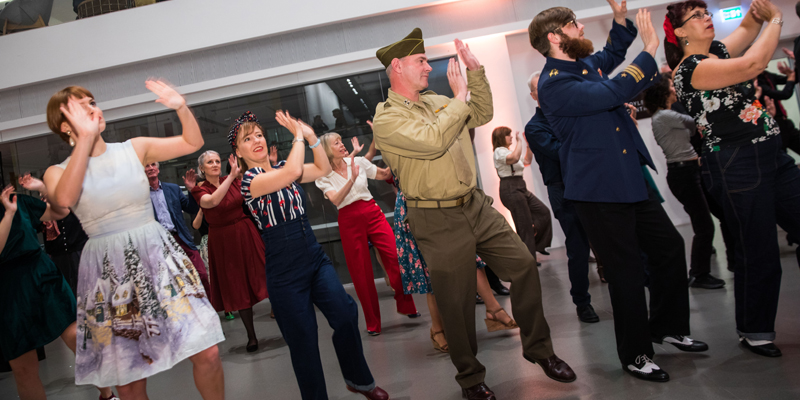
[74,220,224,387]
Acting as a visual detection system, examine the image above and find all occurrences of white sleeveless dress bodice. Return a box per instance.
[58,141,154,237]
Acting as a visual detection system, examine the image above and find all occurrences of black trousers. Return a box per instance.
[666,162,715,277]
[573,189,690,365]
[498,176,553,256]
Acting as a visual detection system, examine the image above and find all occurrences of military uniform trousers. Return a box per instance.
[573,187,691,365]
[498,176,553,257]
[406,189,554,388]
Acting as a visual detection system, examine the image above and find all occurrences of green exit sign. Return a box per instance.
[721,6,743,21]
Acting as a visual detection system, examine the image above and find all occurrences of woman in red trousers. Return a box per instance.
[190,150,268,352]
[315,132,418,335]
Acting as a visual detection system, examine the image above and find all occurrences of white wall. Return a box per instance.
[0,0,442,90]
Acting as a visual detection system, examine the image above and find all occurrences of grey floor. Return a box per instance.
[2,224,799,400]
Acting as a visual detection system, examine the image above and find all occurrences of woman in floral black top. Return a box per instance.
[666,0,800,358]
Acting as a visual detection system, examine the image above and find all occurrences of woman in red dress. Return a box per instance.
[190,150,268,352]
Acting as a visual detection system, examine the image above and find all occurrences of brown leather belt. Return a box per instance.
[406,191,473,209]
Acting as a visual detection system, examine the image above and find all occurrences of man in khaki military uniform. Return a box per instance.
[372,28,576,400]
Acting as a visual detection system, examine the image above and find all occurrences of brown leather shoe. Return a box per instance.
[461,382,496,400]
[524,354,577,382]
[346,385,389,400]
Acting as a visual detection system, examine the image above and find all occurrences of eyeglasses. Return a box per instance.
[677,10,712,28]
[554,19,579,34]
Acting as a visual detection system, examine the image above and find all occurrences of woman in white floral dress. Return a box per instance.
[665,0,800,358]
[42,82,226,398]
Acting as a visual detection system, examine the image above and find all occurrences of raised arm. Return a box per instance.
[523,147,534,167]
[43,97,103,209]
[246,111,331,197]
[320,154,359,208]
[0,186,17,254]
[690,1,782,91]
[586,1,637,75]
[131,80,203,166]
[19,174,47,197]
[364,121,378,161]
[299,122,332,184]
[197,155,241,209]
[541,9,659,117]
[719,1,767,58]
[505,131,525,165]
[455,39,494,129]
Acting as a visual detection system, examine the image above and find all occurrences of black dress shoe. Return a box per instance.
[246,342,258,353]
[475,294,484,304]
[624,355,669,382]
[490,281,510,296]
[576,304,599,323]
[653,335,708,352]
[523,354,577,382]
[461,382,496,400]
[690,274,725,289]
[367,330,381,336]
[740,338,782,357]
[539,250,550,256]
[405,312,422,318]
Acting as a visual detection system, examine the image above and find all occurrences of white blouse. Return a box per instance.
[493,147,525,178]
[315,157,378,209]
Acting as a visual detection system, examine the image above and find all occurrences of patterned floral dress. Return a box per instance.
[674,40,779,153]
[57,141,224,387]
[392,175,486,295]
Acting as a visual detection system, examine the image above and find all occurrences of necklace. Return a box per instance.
[334,161,348,179]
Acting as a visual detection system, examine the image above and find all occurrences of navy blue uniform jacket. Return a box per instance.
[538,19,659,203]
[525,107,562,186]
[151,181,199,251]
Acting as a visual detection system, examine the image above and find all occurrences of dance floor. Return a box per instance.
[2,224,798,399]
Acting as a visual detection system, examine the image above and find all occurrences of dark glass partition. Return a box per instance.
[7,58,456,283]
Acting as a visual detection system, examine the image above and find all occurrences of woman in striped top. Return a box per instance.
[232,110,389,400]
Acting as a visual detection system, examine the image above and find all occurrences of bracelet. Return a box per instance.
[309,137,321,149]
[771,18,783,27]
[292,137,305,145]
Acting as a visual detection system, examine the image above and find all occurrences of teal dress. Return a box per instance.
[0,195,76,361]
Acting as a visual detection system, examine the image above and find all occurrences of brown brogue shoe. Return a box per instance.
[524,354,577,382]
[461,382,496,400]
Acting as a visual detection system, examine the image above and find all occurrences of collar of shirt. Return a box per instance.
[387,88,437,110]
[149,180,163,192]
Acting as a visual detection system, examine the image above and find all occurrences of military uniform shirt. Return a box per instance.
[373,66,493,201]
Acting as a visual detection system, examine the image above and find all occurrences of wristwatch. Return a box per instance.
[771,18,783,27]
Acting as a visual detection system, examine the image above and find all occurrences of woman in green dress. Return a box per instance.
[0,185,116,400]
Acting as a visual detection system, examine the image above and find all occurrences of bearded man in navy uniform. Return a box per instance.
[529,1,708,382]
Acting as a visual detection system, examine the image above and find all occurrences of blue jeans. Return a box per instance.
[547,183,591,308]
[702,137,800,341]
[262,216,375,400]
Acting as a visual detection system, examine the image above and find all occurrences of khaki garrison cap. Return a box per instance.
[376,28,426,68]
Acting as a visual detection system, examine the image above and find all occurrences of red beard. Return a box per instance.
[559,33,594,60]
